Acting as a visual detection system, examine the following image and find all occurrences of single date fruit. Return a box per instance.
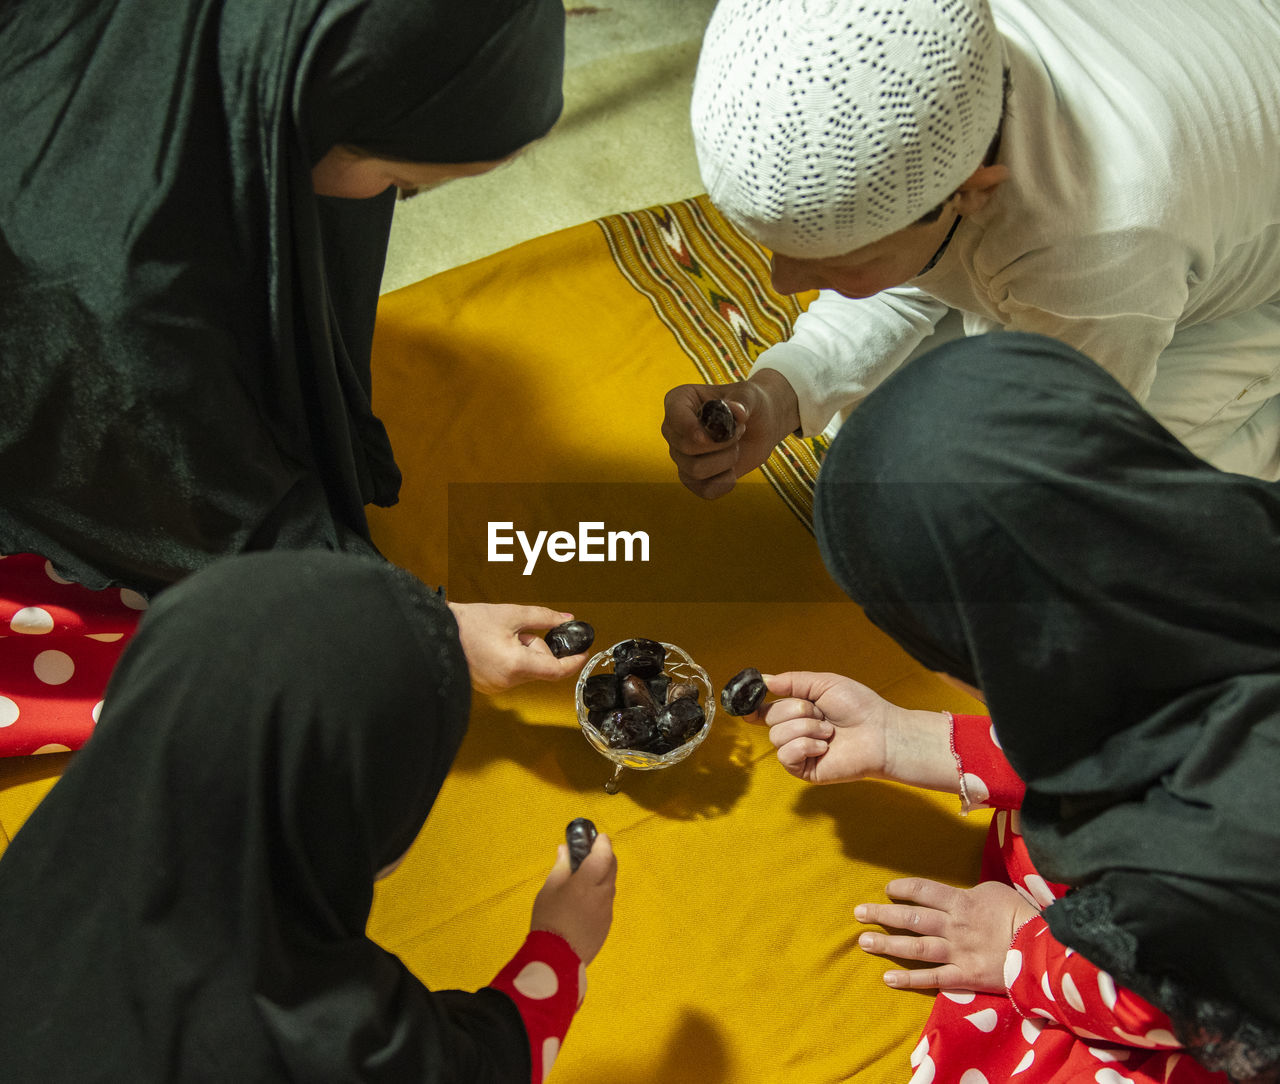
[699,398,736,442]
[545,620,595,658]
[582,673,621,712]
[599,705,656,750]
[566,818,598,872]
[612,638,666,679]
[655,698,705,748]
[621,674,661,713]
[720,667,767,716]
[667,681,698,703]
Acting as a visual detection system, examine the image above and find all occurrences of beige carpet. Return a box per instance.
[381,0,717,290]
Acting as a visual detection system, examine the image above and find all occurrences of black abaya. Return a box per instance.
[0,0,565,594]
[813,332,1280,1080]
[0,550,534,1081]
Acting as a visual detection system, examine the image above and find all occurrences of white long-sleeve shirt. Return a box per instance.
[754,0,1280,476]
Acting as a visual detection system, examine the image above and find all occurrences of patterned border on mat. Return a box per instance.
[597,195,829,531]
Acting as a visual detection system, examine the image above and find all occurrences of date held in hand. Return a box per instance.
[566,818,598,873]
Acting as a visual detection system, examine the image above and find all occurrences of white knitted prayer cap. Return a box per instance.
[693,0,1004,257]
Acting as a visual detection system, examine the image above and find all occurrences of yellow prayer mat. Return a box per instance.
[366,195,989,1083]
[0,196,990,1083]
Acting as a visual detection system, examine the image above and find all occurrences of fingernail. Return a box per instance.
[853,905,867,921]
[884,972,901,988]
[858,933,874,949]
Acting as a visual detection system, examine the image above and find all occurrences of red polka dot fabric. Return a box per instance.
[908,715,1226,1083]
[490,930,585,1084]
[0,554,141,757]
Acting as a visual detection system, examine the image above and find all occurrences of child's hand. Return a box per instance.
[855,878,1040,993]
[530,833,617,966]
[661,369,799,500]
[752,671,894,784]
[753,672,962,792]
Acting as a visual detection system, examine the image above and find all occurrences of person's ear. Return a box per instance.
[950,164,1010,216]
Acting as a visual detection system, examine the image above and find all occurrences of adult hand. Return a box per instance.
[661,369,800,499]
[530,833,617,966]
[754,672,958,791]
[447,602,586,694]
[856,878,1040,994]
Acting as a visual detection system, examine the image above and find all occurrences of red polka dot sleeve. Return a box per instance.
[1005,917,1184,1052]
[949,712,1025,812]
[947,713,1197,1077]
[489,930,584,1084]
[1,553,142,757]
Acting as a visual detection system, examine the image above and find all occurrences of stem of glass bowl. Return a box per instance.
[604,763,625,794]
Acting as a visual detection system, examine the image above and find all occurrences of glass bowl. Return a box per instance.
[575,641,715,793]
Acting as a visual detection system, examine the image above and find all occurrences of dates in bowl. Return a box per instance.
[575,639,715,791]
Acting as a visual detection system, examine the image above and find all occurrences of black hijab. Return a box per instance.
[0,0,565,595]
[0,550,535,1082]
[814,333,1280,1080]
